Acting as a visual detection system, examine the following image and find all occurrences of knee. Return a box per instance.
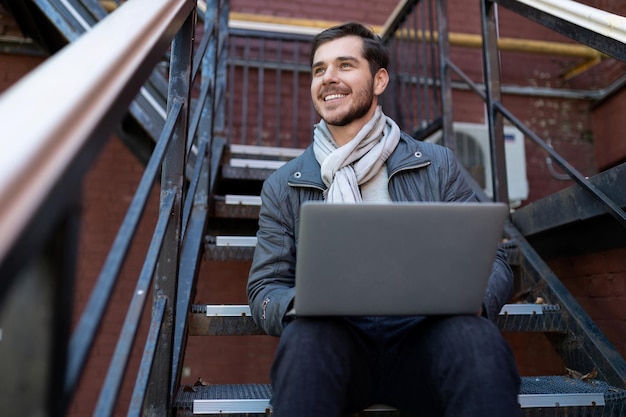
[429,316,519,377]
[438,315,507,351]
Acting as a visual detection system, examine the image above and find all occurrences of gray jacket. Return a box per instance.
[247,132,513,336]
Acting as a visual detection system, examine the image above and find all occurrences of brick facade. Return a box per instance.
[1,1,625,415]
[592,90,626,170]
[549,249,626,356]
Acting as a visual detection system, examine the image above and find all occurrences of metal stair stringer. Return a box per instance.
[511,161,626,260]
[505,221,626,390]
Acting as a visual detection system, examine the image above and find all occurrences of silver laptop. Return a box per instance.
[292,201,509,316]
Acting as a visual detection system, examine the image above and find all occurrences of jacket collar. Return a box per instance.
[287,132,432,189]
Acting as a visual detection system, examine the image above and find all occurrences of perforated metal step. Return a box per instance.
[204,236,255,261]
[496,303,568,333]
[229,144,304,159]
[220,144,304,182]
[188,304,568,336]
[175,377,626,415]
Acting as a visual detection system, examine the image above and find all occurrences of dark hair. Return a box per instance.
[310,22,390,76]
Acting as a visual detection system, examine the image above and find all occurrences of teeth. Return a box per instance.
[324,94,345,101]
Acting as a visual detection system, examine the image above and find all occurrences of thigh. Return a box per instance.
[380,315,520,417]
[271,317,377,416]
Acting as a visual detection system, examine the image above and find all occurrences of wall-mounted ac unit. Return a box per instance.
[426,122,529,207]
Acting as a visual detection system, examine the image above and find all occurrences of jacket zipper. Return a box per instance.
[287,181,326,192]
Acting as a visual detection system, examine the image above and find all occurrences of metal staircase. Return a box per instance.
[2,0,626,416]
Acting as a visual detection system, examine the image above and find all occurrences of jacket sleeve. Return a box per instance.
[247,176,297,337]
[482,245,514,320]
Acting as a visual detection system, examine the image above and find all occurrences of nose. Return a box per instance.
[322,65,338,84]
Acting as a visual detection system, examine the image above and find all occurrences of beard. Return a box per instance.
[315,82,375,127]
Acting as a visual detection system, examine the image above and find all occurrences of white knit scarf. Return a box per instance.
[313,106,401,203]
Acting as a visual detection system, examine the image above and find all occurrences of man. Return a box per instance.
[247,22,521,417]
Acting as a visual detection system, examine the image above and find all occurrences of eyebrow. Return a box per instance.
[311,55,360,69]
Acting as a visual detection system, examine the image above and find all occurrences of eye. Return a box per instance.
[313,67,325,76]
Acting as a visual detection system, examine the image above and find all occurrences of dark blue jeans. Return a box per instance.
[270,315,521,417]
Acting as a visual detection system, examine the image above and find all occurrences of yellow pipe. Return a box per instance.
[229,12,348,33]
[561,56,603,81]
[479,35,604,59]
[99,1,117,12]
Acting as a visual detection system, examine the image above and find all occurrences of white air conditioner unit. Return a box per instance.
[426,122,529,207]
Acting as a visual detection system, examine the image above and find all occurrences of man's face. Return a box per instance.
[310,36,383,129]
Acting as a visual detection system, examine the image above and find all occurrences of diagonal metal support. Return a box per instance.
[506,223,626,389]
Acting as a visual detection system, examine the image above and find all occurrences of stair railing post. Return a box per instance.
[436,0,455,151]
[201,0,229,172]
[145,7,195,416]
[480,0,509,204]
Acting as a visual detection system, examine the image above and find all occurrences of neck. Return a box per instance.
[327,124,364,147]
[326,105,380,147]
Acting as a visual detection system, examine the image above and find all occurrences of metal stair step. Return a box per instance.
[230,158,287,170]
[211,195,262,219]
[220,145,304,182]
[229,144,305,159]
[204,236,256,261]
[225,195,263,205]
[214,236,257,247]
[189,305,264,336]
[220,164,277,181]
[174,376,626,416]
[188,304,567,336]
[496,303,568,333]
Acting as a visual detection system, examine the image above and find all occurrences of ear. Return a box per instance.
[373,68,389,96]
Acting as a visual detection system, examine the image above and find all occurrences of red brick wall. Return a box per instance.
[501,95,596,202]
[592,89,626,170]
[548,249,626,357]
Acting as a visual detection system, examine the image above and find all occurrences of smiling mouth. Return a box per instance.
[324,93,347,102]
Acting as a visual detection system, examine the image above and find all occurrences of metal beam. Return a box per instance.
[496,0,626,62]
